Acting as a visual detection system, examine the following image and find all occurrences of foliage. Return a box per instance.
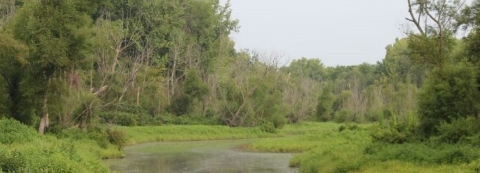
[365,142,480,165]
[282,57,326,82]
[106,128,128,150]
[432,116,480,144]
[370,123,418,144]
[2,0,480,172]
[259,119,276,133]
[0,119,110,172]
[316,84,334,121]
[417,62,480,136]
[120,125,279,145]
[0,118,35,144]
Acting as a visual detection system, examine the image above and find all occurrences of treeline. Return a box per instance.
[1,0,479,144]
[1,0,417,134]
[283,38,425,124]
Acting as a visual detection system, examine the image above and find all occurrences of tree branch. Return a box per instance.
[408,0,426,35]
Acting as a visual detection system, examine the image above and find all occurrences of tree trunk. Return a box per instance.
[38,88,49,135]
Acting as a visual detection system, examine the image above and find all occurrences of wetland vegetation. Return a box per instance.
[2,0,480,172]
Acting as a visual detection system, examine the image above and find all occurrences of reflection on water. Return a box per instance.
[103,140,298,173]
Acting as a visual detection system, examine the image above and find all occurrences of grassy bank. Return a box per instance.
[4,120,480,173]
[247,122,480,173]
[119,125,280,145]
[0,119,283,172]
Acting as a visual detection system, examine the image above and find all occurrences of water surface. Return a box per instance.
[104,140,298,173]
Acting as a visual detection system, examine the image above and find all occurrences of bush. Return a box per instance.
[365,142,480,165]
[0,150,25,172]
[0,119,36,144]
[106,128,128,150]
[370,123,418,144]
[270,114,287,129]
[0,119,109,172]
[334,109,351,123]
[259,119,276,133]
[432,116,480,144]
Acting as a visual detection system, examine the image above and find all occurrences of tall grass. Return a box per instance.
[120,125,280,145]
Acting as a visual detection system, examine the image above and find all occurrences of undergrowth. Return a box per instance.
[0,119,111,172]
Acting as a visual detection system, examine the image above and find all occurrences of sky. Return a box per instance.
[219,0,409,66]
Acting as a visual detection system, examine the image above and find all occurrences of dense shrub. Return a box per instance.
[0,119,109,172]
[270,114,287,129]
[259,119,276,133]
[365,142,480,164]
[432,116,480,144]
[0,119,36,144]
[0,149,25,172]
[370,123,418,144]
[106,128,128,150]
[334,109,351,123]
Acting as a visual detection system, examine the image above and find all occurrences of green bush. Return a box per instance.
[334,109,351,123]
[87,127,110,149]
[0,119,109,172]
[106,128,128,150]
[270,114,287,129]
[99,111,137,126]
[365,142,480,164]
[0,150,25,172]
[0,119,36,144]
[432,116,480,144]
[370,123,418,144]
[259,119,276,133]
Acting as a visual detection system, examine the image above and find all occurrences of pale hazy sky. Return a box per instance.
[220,0,408,66]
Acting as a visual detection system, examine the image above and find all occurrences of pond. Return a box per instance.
[103,140,298,173]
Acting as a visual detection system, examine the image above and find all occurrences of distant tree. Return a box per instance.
[283,58,326,82]
[316,84,334,121]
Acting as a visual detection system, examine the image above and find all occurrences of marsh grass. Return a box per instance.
[120,125,280,145]
[247,122,370,153]
[245,122,480,173]
[5,120,478,173]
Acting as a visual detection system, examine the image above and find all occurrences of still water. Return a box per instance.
[103,140,298,173]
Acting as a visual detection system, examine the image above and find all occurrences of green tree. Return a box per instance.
[316,84,334,121]
[12,0,94,134]
[406,0,473,136]
[418,62,480,135]
[0,33,28,121]
[169,69,209,116]
[283,57,326,82]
